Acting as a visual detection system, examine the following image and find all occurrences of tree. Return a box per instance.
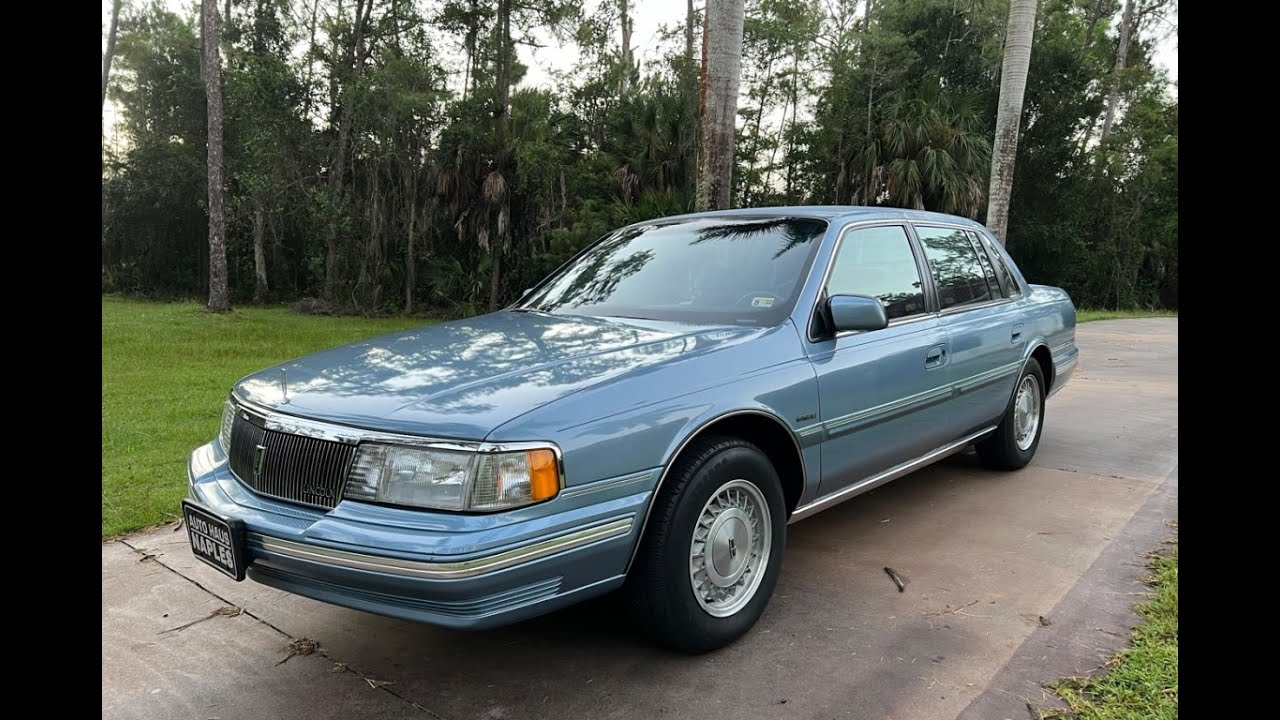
[202,0,230,311]
[1099,0,1135,142]
[618,0,634,95]
[985,0,1039,245]
[696,0,746,211]
[103,0,123,113]
[103,0,124,168]
[323,0,372,301]
[101,0,1177,314]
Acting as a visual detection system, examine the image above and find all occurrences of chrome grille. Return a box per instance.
[227,411,356,509]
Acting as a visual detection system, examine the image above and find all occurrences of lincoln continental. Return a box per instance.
[183,206,1078,653]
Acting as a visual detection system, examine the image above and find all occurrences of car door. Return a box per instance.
[913,224,1024,434]
[806,223,956,499]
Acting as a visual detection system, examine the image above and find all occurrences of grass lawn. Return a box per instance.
[1047,539,1179,719]
[1077,308,1177,323]
[102,297,431,538]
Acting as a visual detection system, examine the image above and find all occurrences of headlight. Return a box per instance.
[344,443,561,512]
[218,398,235,453]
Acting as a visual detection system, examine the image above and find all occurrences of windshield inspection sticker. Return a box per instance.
[750,296,775,308]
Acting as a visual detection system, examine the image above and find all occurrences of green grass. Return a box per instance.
[1046,539,1179,719]
[1076,308,1177,323]
[101,298,431,538]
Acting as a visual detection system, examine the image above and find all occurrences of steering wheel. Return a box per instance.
[735,290,782,309]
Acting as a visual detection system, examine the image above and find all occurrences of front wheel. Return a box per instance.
[976,360,1046,470]
[625,436,786,653]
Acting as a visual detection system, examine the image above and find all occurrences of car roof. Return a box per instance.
[640,205,985,230]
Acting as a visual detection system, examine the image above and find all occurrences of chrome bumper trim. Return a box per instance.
[247,517,634,580]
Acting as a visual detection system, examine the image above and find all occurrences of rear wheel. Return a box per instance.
[626,436,786,653]
[976,360,1046,470]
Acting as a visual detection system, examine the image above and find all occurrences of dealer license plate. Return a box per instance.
[182,501,246,581]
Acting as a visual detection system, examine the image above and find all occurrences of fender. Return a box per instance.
[624,407,805,574]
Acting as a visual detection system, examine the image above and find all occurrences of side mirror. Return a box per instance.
[520,287,534,299]
[827,294,888,333]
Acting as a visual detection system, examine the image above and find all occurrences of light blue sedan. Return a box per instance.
[183,206,1078,653]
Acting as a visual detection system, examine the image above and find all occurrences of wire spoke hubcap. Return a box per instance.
[1013,374,1042,451]
[689,479,772,618]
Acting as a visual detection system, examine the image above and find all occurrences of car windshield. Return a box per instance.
[518,216,829,326]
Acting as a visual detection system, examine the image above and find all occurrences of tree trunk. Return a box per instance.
[984,0,1039,246]
[744,52,777,206]
[696,0,746,211]
[102,0,122,113]
[323,0,369,301]
[619,0,633,95]
[686,0,695,64]
[405,191,416,314]
[102,0,122,168]
[253,205,269,301]
[1082,0,1106,49]
[489,247,502,311]
[766,50,801,199]
[202,0,231,312]
[488,0,512,311]
[862,0,876,205]
[497,0,512,118]
[301,0,321,118]
[1099,0,1134,142]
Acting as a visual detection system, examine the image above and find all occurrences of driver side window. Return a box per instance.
[827,225,926,321]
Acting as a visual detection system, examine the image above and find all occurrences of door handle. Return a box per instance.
[925,344,947,368]
[1011,323,1024,343]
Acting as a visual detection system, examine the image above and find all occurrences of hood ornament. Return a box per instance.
[280,368,289,403]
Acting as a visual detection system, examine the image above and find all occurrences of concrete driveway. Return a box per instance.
[102,318,1178,720]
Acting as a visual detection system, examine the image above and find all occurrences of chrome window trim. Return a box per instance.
[227,395,567,495]
[806,220,931,342]
[788,426,997,523]
[937,296,1017,316]
[247,517,634,580]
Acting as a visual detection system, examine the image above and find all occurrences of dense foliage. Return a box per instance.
[102,0,1178,313]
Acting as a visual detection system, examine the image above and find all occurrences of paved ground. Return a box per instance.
[102,318,1178,720]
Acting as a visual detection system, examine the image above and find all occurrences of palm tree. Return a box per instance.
[696,0,746,211]
[869,91,991,217]
[985,0,1039,245]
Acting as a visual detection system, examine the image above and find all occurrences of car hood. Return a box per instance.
[234,310,767,439]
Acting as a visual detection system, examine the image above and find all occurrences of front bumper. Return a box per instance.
[186,441,656,629]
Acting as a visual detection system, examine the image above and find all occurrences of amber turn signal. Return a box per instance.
[527,449,560,502]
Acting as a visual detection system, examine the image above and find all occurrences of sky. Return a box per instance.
[102,0,1178,138]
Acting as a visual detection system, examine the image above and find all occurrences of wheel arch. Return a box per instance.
[625,408,806,573]
[1028,342,1054,393]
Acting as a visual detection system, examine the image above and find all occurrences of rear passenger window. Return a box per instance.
[826,225,926,320]
[973,231,1021,297]
[915,226,995,310]
[965,232,1003,298]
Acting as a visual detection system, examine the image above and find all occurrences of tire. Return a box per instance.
[625,436,786,653]
[976,359,1047,470]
